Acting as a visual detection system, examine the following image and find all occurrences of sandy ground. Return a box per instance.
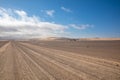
[0,41,8,47]
[0,41,120,80]
[27,40,120,62]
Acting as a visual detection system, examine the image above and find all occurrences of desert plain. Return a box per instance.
[0,38,120,80]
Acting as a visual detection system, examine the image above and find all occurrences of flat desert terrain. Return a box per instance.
[0,40,120,80]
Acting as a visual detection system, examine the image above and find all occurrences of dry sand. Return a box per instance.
[0,40,120,80]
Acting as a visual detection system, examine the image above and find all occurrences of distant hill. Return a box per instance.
[79,38,120,41]
[1,36,120,41]
[30,37,120,41]
[29,37,79,41]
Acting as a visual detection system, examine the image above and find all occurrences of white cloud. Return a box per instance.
[45,10,55,17]
[0,7,94,39]
[69,24,94,30]
[61,6,72,12]
[15,10,27,17]
[0,7,67,39]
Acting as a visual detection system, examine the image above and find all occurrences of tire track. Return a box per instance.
[21,42,120,70]
[12,43,40,80]
[0,42,10,80]
[15,43,56,80]
[0,42,15,80]
[23,42,120,68]
[19,42,120,80]
[0,41,120,80]
[0,48,7,79]
[17,42,83,80]
[14,43,46,80]
[20,45,98,80]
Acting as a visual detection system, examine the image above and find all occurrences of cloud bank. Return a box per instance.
[0,7,67,39]
[0,7,94,39]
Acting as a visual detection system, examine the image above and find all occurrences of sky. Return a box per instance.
[0,0,120,39]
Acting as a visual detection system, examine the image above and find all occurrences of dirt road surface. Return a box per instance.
[0,41,120,80]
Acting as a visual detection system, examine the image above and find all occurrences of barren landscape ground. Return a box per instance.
[0,40,120,80]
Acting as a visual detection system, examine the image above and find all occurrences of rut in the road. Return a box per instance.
[0,41,120,80]
[19,42,120,80]
[16,43,83,80]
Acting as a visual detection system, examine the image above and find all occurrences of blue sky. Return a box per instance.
[0,0,120,38]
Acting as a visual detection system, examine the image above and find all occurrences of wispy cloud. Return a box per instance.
[45,10,55,17]
[0,7,67,38]
[69,24,94,30]
[61,6,72,12]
